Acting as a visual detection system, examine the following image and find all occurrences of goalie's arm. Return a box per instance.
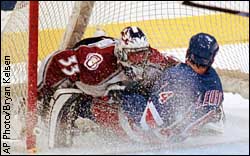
[37,51,58,100]
[37,49,79,99]
[149,47,181,70]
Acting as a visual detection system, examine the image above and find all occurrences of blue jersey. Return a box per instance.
[121,63,224,130]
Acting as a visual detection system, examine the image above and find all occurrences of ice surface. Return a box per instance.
[7,92,248,155]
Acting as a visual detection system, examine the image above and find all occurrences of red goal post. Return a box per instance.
[26,1,38,152]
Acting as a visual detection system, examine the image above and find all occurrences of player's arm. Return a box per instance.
[191,90,225,127]
[159,89,224,142]
[149,47,181,70]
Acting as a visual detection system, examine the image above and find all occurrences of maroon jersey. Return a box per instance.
[38,37,179,98]
[38,43,121,92]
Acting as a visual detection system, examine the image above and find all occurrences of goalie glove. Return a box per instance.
[106,80,152,102]
[121,80,152,99]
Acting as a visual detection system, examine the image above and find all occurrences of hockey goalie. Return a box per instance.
[36,26,179,148]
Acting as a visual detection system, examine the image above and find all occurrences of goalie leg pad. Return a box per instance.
[37,88,83,149]
[49,89,81,148]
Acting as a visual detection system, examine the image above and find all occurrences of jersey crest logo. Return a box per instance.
[84,53,103,70]
[140,100,163,130]
[158,91,174,104]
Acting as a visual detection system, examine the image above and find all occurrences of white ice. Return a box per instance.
[8,92,248,155]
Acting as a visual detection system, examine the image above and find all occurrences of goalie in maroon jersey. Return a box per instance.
[36,26,179,148]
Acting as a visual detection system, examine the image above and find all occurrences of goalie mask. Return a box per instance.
[115,26,151,80]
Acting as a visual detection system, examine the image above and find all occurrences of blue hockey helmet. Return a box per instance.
[186,33,219,67]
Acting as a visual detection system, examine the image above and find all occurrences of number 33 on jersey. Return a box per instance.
[38,44,119,88]
[58,55,80,75]
[58,52,104,75]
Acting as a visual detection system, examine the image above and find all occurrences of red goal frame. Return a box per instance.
[26,1,39,152]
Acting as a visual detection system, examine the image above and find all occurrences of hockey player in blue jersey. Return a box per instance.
[119,32,225,143]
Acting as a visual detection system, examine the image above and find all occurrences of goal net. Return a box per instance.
[85,1,249,98]
[1,1,249,153]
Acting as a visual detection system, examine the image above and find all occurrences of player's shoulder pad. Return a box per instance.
[73,36,117,49]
